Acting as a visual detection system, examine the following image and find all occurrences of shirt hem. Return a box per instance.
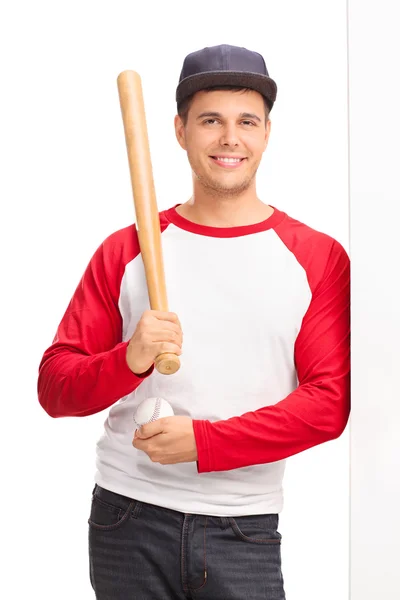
[94,475,284,517]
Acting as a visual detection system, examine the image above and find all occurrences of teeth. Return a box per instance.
[215,157,242,163]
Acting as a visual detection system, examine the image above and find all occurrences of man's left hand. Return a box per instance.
[132,416,198,465]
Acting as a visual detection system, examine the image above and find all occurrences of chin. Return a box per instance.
[206,180,252,197]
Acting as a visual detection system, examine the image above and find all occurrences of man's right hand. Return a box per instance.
[126,310,183,376]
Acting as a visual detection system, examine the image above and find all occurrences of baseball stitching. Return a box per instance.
[133,397,161,428]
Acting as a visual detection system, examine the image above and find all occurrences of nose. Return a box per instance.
[219,123,240,148]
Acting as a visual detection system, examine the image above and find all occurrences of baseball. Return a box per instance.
[133,397,174,428]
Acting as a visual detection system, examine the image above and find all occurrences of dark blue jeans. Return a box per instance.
[88,484,286,599]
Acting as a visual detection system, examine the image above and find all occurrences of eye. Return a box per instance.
[241,120,256,126]
[203,119,219,125]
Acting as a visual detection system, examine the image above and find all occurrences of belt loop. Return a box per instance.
[220,517,230,529]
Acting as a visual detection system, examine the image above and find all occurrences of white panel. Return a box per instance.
[349,0,400,597]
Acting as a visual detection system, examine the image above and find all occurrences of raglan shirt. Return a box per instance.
[37,205,350,517]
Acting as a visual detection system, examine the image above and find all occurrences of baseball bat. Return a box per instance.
[117,70,180,375]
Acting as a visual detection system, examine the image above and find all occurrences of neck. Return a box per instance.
[175,181,274,227]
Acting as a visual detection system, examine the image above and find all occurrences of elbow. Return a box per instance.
[37,386,62,418]
[330,416,349,440]
[38,398,60,419]
[37,348,86,418]
[315,378,350,441]
[37,370,68,418]
[329,390,351,440]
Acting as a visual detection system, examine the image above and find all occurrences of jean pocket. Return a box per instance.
[228,514,282,545]
[88,495,136,532]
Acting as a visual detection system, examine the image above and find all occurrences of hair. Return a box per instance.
[177,86,272,126]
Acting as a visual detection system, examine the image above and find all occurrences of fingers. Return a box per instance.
[142,312,183,349]
[153,324,182,343]
[154,342,183,356]
[126,310,183,374]
[141,312,183,343]
[153,333,183,352]
[137,420,166,439]
[144,310,182,327]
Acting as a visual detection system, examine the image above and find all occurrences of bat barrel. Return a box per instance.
[117,70,167,310]
[117,70,180,375]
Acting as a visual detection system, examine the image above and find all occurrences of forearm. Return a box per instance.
[38,341,153,417]
[193,376,350,472]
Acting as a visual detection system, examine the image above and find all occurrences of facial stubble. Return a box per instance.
[189,155,259,198]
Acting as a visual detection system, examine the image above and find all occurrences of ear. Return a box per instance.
[263,119,272,151]
[174,114,187,150]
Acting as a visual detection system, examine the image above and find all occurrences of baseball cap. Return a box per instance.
[176,44,277,110]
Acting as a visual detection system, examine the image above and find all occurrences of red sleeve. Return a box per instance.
[37,227,154,418]
[193,239,350,473]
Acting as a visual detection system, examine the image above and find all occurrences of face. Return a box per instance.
[174,89,271,197]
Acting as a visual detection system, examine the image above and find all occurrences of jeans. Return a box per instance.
[88,484,286,599]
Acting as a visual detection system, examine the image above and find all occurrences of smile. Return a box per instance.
[210,156,246,168]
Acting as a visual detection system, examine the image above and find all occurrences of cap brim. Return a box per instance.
[176,71,277,108]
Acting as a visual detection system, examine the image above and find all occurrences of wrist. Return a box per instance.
[125,345,154,378]
[132,364,154,378]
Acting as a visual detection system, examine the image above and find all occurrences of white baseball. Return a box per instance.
[133,397,174,428]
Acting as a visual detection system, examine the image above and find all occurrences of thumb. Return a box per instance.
[136,419,165,439]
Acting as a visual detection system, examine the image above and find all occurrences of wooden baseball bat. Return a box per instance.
[117,70,180,375]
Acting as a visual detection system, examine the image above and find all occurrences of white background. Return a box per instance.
[0,0,375,598]
[349,0,400,597]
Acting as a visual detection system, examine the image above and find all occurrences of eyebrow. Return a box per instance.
[196,111,262,123]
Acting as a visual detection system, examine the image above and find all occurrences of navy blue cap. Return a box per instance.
[176,44,277,109]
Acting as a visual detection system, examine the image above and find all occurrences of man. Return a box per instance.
[38,44,350,599]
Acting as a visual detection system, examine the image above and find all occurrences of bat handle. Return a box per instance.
[155,353,181,375]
